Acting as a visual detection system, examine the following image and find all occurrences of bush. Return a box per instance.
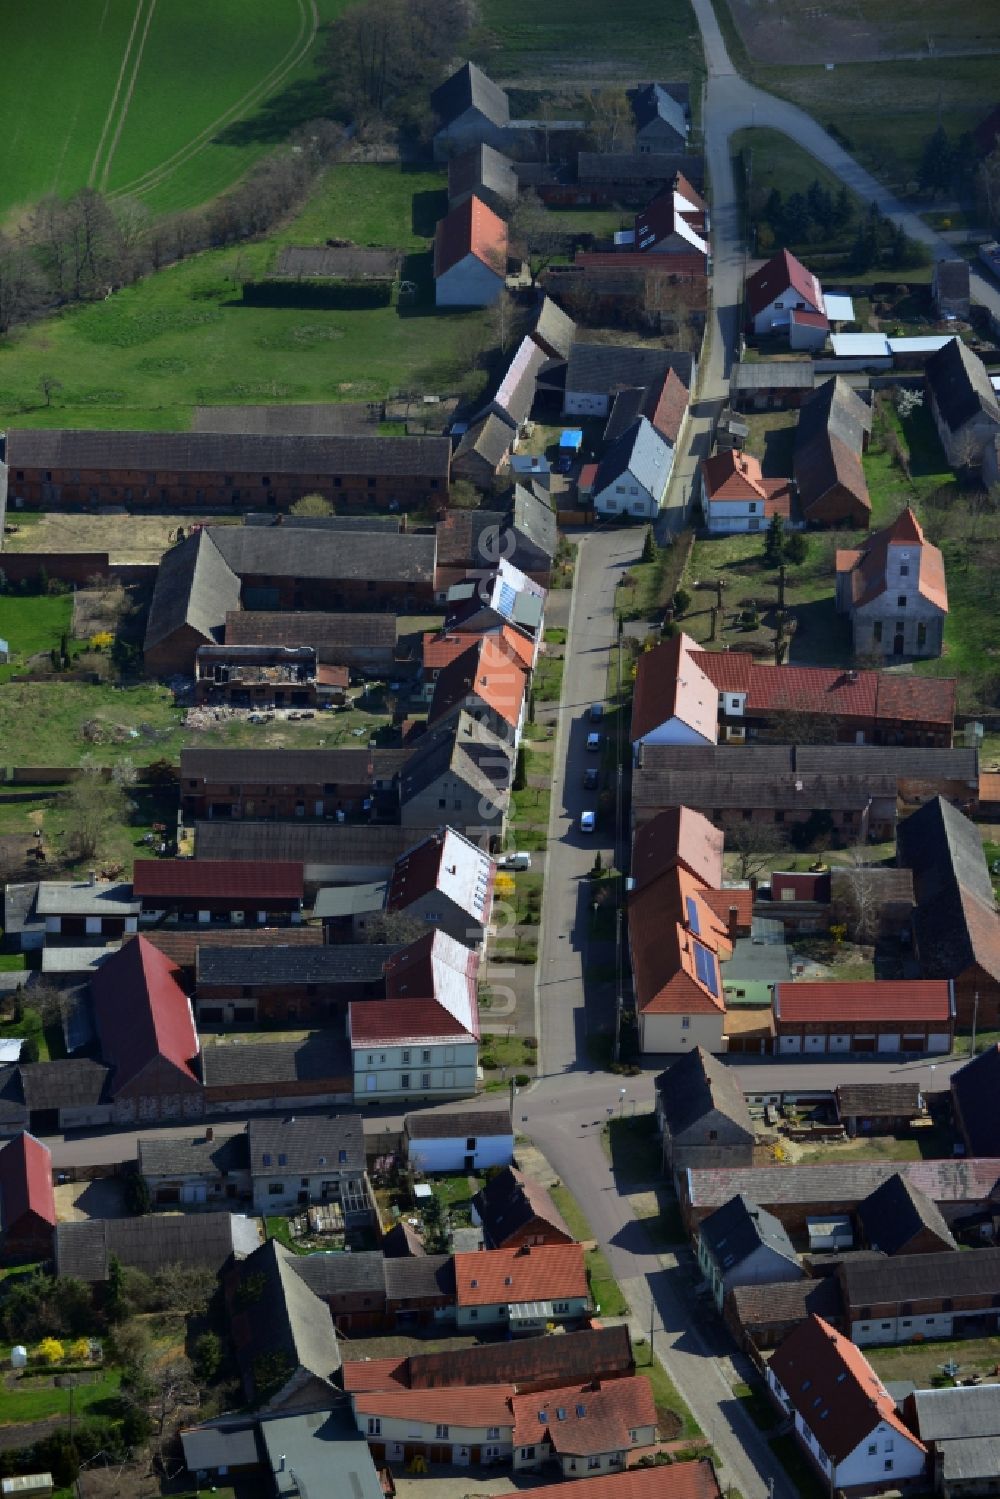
[672,587,691,615]
[37,1337,64,1365]
[783,532,809,565]
[514,1073,531,1087]
[193,1331,222,1384]
[120,1405,152,1447]
[480,1054,498,1070]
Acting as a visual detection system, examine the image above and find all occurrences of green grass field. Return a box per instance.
[473,0,704,84]
[0,0,348,225]
[0,165,490,431]
[0,1368,121,1425]
[0,596,75,682]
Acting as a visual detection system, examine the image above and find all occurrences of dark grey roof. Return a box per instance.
[431,62,509,129]
[911,1384,1000,1442]
[55,1212,250,1281]
[453,414,514,471]
[509,484,557,561]
[796,746,977,779]
[577,151,703,186]
[834,1083,922,1120]
[841,1246,1000,1305]
[640,745,794,772]
[925,337,1000,432]
[2,884,41,939]
[633,768,891,813]
[247,1114,364,1176]
[940,1436,1000,1483]
[209,525,437,586]
[201,1033,351,1089]
[630,83,688,139]
[195,820,416,869]
[566,342,693,398]
[193,402,390,437]
[230,1239,342,1399]
[603,387,647,444]
[145,530,241,655]
[856,1171,957,1256]
[448,144,517,205]
[797,375,873,451]
[399,713,512,808]
[383,1252,455,1302]
[181,1424,260,1473]
[897,796,1000,984]
[471,1165,572,1249]
[794,377,872,517]
[405,1106,511,1140]
[288,1248,386,1298]
[138,1130,249,1178]
[698,1193,798,1272]
[182,745,407,784]
[0,1066,26,1130]
[242,513,402,532]
[225,610,397,650]
[934,260,971,300]
[730,361,815,392]
[655,1047,753,1140]
[952,1045,1000,1157]
[6,428,450,478]
[594,417,672,495]
[197,943,399,988]
[532,296,576,360]
[19,1059,111,1112]
[727,1276,842,1332]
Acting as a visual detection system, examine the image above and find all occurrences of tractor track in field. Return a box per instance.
[88,0,151,189]
[98,0,159,191]
[107,0,319,205]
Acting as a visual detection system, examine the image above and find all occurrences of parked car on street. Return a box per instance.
[580,810,596,833]
[586,732,601,751]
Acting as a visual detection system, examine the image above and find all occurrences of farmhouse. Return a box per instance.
[906,1386,1000,1499]
[622,178,708,263]
[91,937,202,1123]
[351,1383,515,1467]
[245,1115,371,1220]
[839,1248,1000,1345]
[511,1376,658,1477]
[427,635,527,748]
[472,1166,573,1250]
[696,1195,801,1311]
[193,943,396,1025]
[698,448,794,534]
[630,82,690,150]
[131,858,304,924]
[398,712,513,841]
[452,1243,589,1330]
[404,1106,513,1174]
[223,610,397,673]
[794,377,872,528]
[4,429,451,512]
[951,1043,1000,1157]
[924,336,1000,472]
[655,1046,755,1182]
[0,1132,56,1261]
[836,507,948,659]
[138,1129,251,1207]
[386,827,495,950]
[434,196,508,307]
[227,1239,342,1414]
[896,797,1000,1027]
[564,344,695,419]
[766,1316,927,1494]
[431,61,511,160]
[448,143,518,213]
[592,417,674,519]
[855,1173,957,1257]
[629,862,731,1055]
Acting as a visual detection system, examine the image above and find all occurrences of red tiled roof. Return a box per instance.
[875,673,955,727]
[0,1132,56,1231]
[789,309,829,329]
[349,999,474,1046]
[837,507,948,614]
[770,1315,926,1465]
[701,450,793,517]
[648,368,690,444]
[745,248,823,319]
[774,980,953,1024]
[511,1376,657,1455]
[701,887,753,932]
[352,1384,515,1428]
[92,937,199,1091]
[317,663,349,689]
[343,1357,409,1393]
[631,633,717,744]
[578,463,599,490]
[453,1243,588,1307]
[435,195,507,280]
[629,865,731,1016]
[428,636,527,730]
[486,1458,722,1499]
[424,625,533,672]
[631,806,724,892]
[132,860,304,901]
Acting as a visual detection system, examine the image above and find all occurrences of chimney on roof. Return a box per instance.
[205,1126,214,1142]
[749,875,759,902]
[516,1243,531,1256]
[88,870,97,887]
[728,905,740,943]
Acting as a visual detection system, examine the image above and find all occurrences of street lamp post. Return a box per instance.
[619,1087,627,1118]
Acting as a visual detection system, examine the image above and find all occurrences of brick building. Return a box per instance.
[772,980,955,1056]
[839,1248,1000,1345]
[180,746,407,823]
[0,1132,56,1261]
[4,429,451,512]
[132,859,304,925]
[223,610,397,674]
[194,942,398,1026]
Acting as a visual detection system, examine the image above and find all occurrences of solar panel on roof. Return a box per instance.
[685,895,700,934]
[694,941,718,997]
[497,581,517,619]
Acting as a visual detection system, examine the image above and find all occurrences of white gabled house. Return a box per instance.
[592,417,673,519]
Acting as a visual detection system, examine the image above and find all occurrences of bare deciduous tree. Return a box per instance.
[837,847,879,943]
[726,821,785,881]
[62,762,129,863]
[587,89,635,153]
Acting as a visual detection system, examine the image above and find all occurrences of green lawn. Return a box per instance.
[0,1368,121,1425]
[0,596,75,684]
[733,127,861,259]
[868,1335,1000,1388]
[472,0,704,85]
[0,957,26,974]
[0,165,491,433]
[546,1182,629,1318]
[0,0,348,224]
[635,1341,702,1441]
[0,1007,62,1064]
[479,1033,537,1078]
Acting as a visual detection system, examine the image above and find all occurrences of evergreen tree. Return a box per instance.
[641,526,656,564]
[918,126,953,198]
[833,185,854,231]
[784,192,811,243]
[762,187,784,233]
[763,513,786,565]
